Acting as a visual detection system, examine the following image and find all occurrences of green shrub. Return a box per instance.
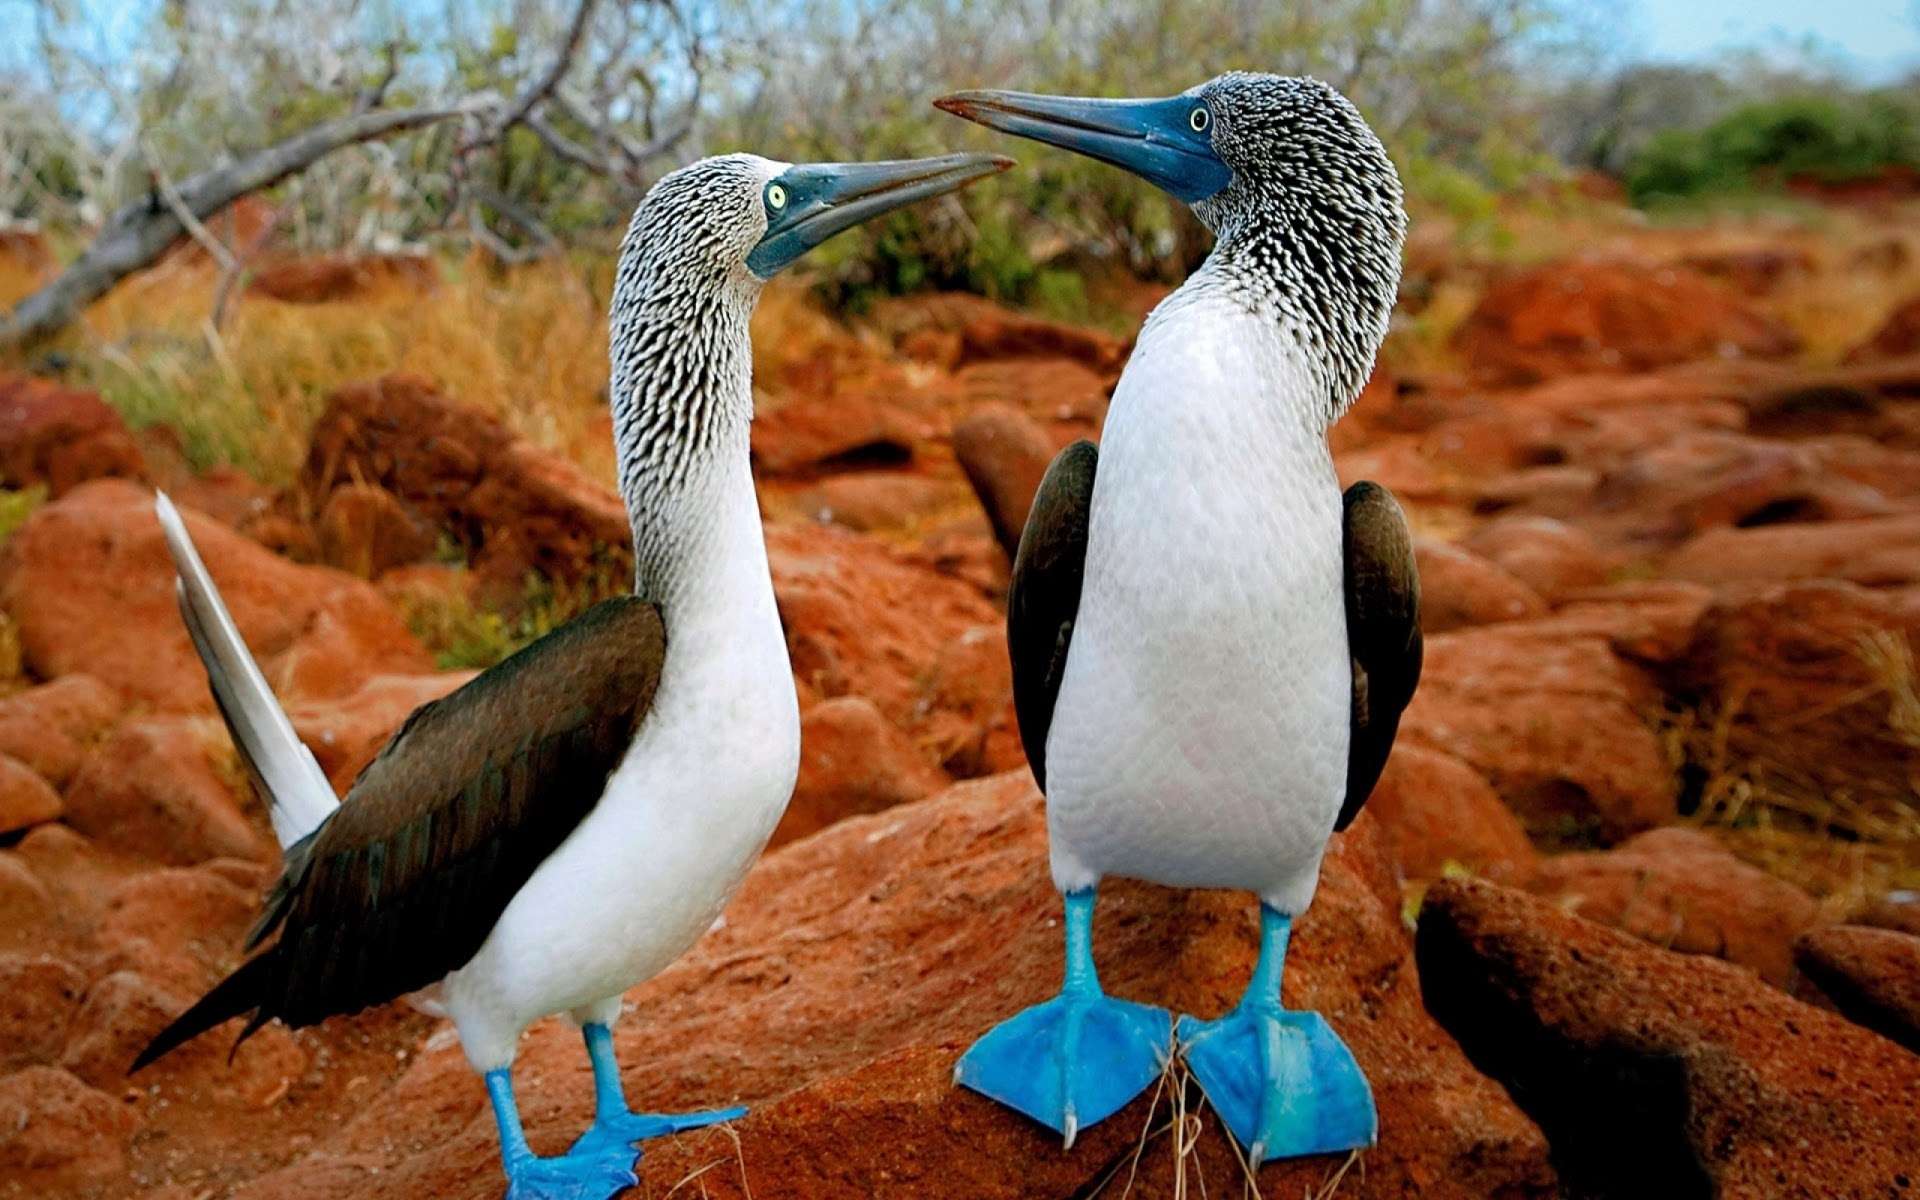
[1626,92,1920,206]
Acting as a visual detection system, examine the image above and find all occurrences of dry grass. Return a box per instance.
[1,251,857,491]
[1660,659,1920,917]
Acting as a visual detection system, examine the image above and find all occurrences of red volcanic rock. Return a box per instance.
[0,1065,140,1179]
[1796,924,1920,1054]
[1847,293,1920,363]
[62,969,307,1105]
[1677,247,1812,296]
[918,623,1022,779]
[1788,165,1920,206]
[314,482,436,578]
[229,775,1557,1200]
[1363,744,1538,883]
[0,375,146,497]
[769,522,1002,731]
[11,826,114,934]
[63,718,267,866]
[955,358,1112,443]
[751,389,924,476]
[788,471,968,534]
[1454,259,1801,386]
[0,674,121,788]
[1467,463,1602,520]
[1806,435,1920,502]
[884,291,1129,376]
[94,863,265,994]
[1526,827,1821,987]
[0,479,430,712]
[1662,512,1920,588]
[0,752,60,835]
[1335,437,1448,504]
[952,403,1056,559]
[1417,876,1920,1200]
[1860,892,1920,938]
[0,225,56,277]
[1402,626,1674,844]
[1522,579,1713,666]
[247,253,438,304]
[1673,580,1920,824]
[287,671,474,793]
[1414,538,1549,632]
[772,696,949,846]
[299,376,632,595]
[1459,516,1606,603]
[165,464,274,531]
[0,954,87,1071]
[955,300,1129,374]
[0,854,54,947]
[1586,431,1897,550]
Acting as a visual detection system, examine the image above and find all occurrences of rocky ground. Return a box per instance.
[2,191,1920,1198]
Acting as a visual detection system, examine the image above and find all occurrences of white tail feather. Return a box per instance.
[154,491,339,849]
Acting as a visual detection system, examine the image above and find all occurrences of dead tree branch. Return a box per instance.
[1,100,480,350]
[493,0,601,137]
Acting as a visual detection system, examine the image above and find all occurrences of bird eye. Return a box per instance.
[1189,107,1210,133]
[766,184,788,210]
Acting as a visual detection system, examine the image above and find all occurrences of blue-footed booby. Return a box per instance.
[132,149,1010,1200]
[937,75,1421,1164]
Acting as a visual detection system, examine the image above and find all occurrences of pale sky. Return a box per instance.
[5,1,1918,86]
[1631,0,1920,81]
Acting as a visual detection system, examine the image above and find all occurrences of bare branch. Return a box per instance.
[354,41,404,115]
[2,99,482,350]
[140,139,238,275]
[468,184,560,254]
[523,107,619,176]
[492,0,599,136]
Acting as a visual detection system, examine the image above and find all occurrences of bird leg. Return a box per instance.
[954,887,1171,1146]
[1177,905,1377,1165]
[484,1067,637,1200]
[566,1021,747,1157]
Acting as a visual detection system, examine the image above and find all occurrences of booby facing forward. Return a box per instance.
[133,150,1010,1200]
[938,76,1420,1163]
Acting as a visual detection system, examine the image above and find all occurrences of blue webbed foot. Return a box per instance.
[954,889,1170,1144]
[567,1104,748,1157]
[1176,905,1376,1165]
[567,1020,746,1158]
[1177,1004,1375,1164]
[502,1147,638,1200]
[958,986,1170,1143]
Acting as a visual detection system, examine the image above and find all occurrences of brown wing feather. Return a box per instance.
[1337,481,1422,831]
[142,596,667,1062]
[1007,440,1098,793]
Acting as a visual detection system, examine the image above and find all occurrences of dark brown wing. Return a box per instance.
[1337,481,1422,832]
[1007,440,1097,793]
[135,596,665,1068]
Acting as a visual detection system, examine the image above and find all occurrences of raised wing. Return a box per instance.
[1007,440,1098,793]
[136,596,665,1068]
[1337,481,1422,832]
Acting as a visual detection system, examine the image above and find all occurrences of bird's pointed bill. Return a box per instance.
[747,152,1012,278]
[935,90,1231,203]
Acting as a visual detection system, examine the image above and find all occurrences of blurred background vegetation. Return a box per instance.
[4,0,1914,316]
[0,0,1916,487]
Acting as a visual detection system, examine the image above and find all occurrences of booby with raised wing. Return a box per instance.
[133,149,1011,1200]
[938,75,1420,1164]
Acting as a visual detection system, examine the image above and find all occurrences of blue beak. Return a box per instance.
[935,90,1231,204]
[747,152,1012,279]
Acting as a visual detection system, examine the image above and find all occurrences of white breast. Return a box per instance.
[1041,288,1349,914]
[442,454,799,1068]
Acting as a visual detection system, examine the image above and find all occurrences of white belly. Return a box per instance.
[1042,296,1348,913]
[441,467,800,1071]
